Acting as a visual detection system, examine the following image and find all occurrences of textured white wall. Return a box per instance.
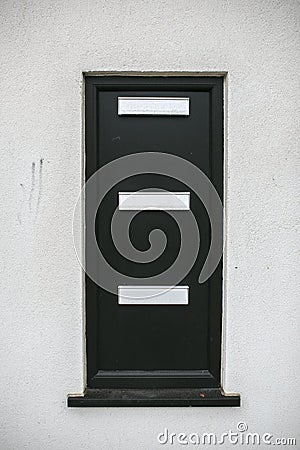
[0,0,299,449]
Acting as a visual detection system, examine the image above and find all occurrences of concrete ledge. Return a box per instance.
[68,388,240,407]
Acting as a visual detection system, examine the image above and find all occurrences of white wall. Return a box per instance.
[0,0,299,449]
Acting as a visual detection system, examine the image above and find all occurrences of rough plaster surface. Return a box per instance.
[0,0,299,449]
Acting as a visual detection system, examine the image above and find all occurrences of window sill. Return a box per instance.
[68,388,240,407]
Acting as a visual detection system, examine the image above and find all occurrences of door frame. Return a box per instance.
[84,74,224,390]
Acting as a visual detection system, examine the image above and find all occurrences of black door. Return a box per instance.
[85,76,223,389]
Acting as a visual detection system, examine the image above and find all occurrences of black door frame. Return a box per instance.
[85,75,223,390]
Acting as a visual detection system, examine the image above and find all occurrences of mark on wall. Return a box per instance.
[36,158,43,215]
[18,158,44,223]
[29,161,36,211]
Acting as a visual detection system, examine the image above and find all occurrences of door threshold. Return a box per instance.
[68,388,240,407]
